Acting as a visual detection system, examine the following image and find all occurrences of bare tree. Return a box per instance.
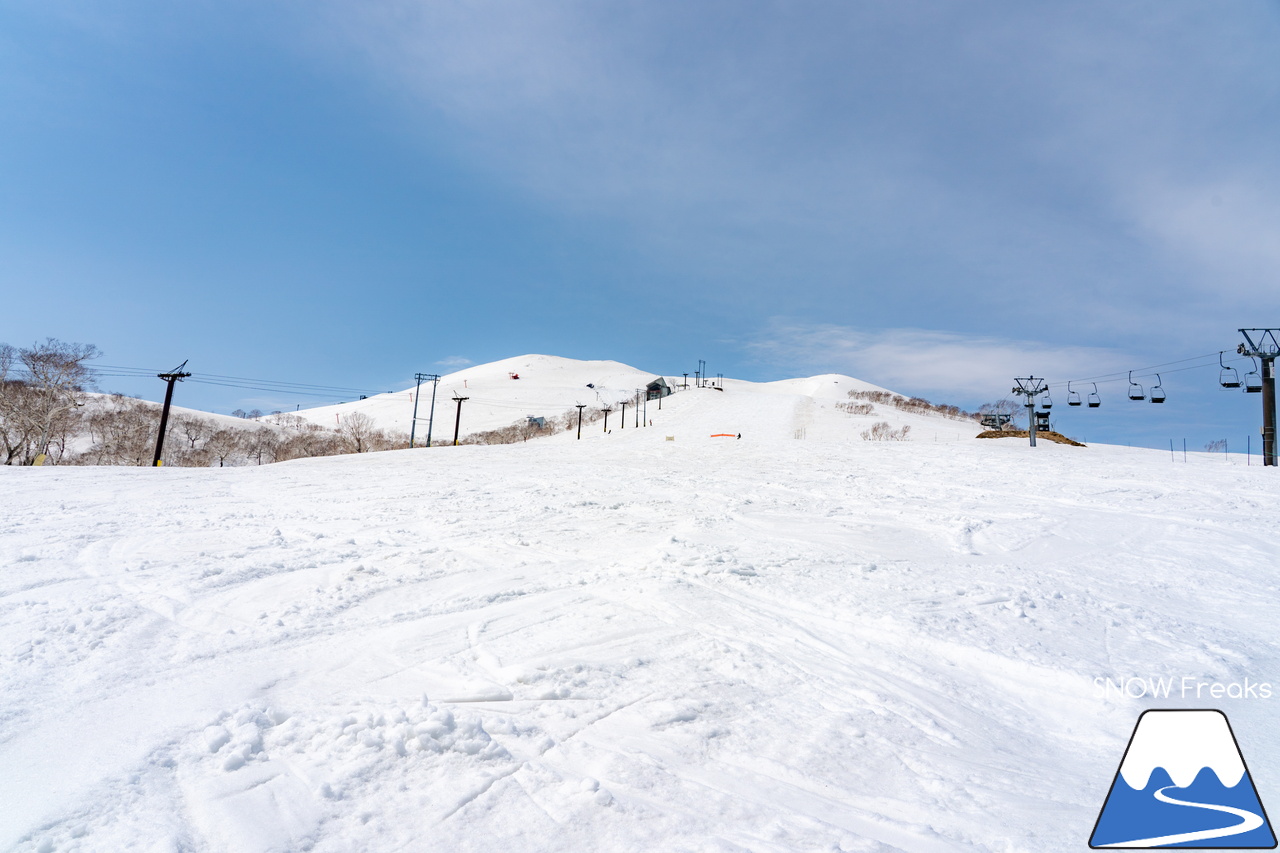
[242,428,280,465]
[0,339,100,464]
[337,412,380,453]
[175,414,209,450]
[0,347,38,464]
[205,429,244,467]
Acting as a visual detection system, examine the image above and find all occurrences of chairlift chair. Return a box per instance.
[1149,373,1166,404]
[1244,358,1263,393]
[1219,352,1241,389]
[1088,383,1101,408]
[1042,390,1053,409]
[1128,371,1145,401]
[1067,381,1082,407]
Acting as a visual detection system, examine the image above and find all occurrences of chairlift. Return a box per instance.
[1149,373,1166,404]
[1128,371,1145,401]
[1067,381,1082,407]
[1088,383,1101,408]
[1219,351,1241,389]
[1042,390,1053,409]
[1244,358,1263,393]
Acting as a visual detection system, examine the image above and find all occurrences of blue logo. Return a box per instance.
[1091,709,1276,848]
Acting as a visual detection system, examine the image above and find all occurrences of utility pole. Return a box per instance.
[683,373,689,389]
[620,401,627,428]
[642,390,647,426]
[1239,329,1280,466]
[635,390,641,427]
[575,404,586,439]
[152,360,191,467]
[602,406,611,432]
[451,395,469,446]
[408,372,439,448]
[1012,376,1048,448]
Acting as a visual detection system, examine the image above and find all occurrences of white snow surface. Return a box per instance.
[3,365,1279,852]
[1118,710,1246,790]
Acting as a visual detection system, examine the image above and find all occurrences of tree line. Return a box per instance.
[1,339,408,466]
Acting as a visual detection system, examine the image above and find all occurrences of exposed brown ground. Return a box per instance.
[976,430,1086,447]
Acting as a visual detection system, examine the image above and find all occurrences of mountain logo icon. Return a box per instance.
[1090,709,1276,848]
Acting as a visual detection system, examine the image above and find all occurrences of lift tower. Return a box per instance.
[1012,376,1048,448]
[1238,329,1280,466]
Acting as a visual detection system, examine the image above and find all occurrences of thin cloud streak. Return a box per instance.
[743,322,1129,402]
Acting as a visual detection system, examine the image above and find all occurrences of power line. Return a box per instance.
[1045,351,1252,390]
[90,363,384,396]
[182,379,367,400]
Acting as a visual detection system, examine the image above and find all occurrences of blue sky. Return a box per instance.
[2,0,1278,450]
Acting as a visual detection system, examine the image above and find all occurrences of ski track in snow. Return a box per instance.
[2,401,1279,852]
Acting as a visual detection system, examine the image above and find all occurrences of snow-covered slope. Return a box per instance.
[295,354,977,444]
[296,355,666,437]
[3,432,1276,852]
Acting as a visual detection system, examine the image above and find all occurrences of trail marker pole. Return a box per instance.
[576,404,586,439]
[602,407,611,433]
[152,360,191,467]
[451,395,469,446]
[620,401,627,428]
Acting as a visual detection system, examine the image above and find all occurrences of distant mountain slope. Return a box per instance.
[293,355,983,444]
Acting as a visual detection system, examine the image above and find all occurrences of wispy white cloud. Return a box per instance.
[743,321,1128,402]
[435,355,472,368]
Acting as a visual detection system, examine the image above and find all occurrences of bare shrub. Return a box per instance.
[849,390,979,422]
[460,407,605,446]
[76,395,156,465]
[860,421,912,441]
